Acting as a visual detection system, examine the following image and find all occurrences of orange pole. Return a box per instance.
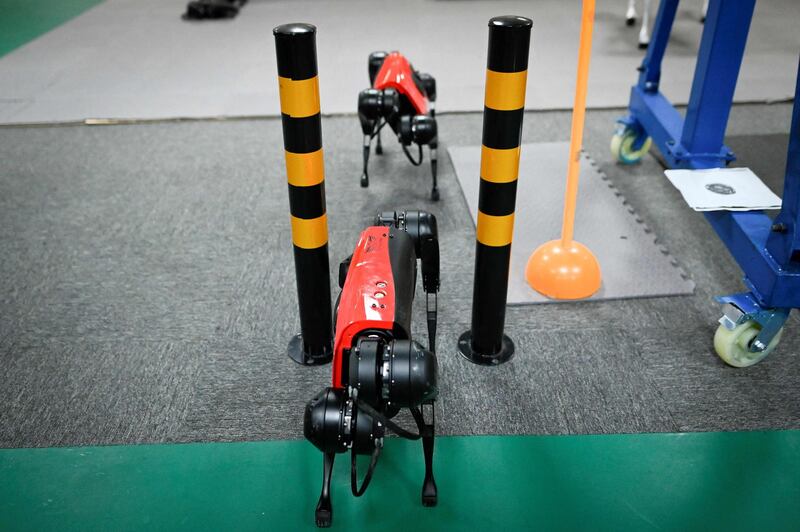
[525,0,601,300]
[561,0,595,245]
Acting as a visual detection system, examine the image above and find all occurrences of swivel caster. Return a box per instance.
[360,174,369,188]
[714,320,784,368]
[611,126,652,164]
[430,188,440,202]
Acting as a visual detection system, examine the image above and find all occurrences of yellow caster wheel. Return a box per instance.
[611,129,652,164]
[713,320,783,368]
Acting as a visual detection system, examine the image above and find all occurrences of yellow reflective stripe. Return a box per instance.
[291,214,328,249]
[285,149,324,187]
[476,212,514,247]
[480,146,521,183]
[484,69,527,111]
[278,76,320,118]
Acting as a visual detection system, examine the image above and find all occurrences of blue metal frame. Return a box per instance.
[619,0,800,349]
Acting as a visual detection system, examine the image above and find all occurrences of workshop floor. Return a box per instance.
[2,103,798,448]
[1,0,798,122]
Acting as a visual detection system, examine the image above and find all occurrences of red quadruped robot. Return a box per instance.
[358,52,440,200]
[304,210,440,527]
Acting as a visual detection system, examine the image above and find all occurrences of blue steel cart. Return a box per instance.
[611,0,800,367]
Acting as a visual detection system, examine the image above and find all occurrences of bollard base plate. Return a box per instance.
[457,331,515,366]
[287,334,333,366]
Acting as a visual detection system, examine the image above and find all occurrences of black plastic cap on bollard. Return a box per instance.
[273,23,318,80]
[487,16,532,73]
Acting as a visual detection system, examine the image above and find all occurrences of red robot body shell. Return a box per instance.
[373,52,428,115]
[332,226,396,387]
[332,225,417,387]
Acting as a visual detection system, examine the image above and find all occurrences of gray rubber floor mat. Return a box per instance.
[448,142,695,304]
[0,0,797,123]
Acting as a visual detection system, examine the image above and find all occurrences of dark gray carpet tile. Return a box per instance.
[1,103,798,448]
[726,133,790,195]
[435,323,677,436]
[176,337,325,442]
[634,324,800,432]
[0,339,203,447]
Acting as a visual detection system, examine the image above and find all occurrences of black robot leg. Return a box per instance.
[315,452,335,527]
[360,134,371,188]
[412,403,438,506]
[429,140,439,201]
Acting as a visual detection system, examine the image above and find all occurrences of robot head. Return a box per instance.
[368,51,389,85]
[358,88,398,135]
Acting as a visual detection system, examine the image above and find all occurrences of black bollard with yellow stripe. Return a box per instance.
[458,15,531,366]
[274,23,333,365]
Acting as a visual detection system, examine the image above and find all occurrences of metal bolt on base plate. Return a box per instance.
[457,331,514,366]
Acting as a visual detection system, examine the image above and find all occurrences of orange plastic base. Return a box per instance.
[525,239,601,300]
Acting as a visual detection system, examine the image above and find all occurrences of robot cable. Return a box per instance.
[350,399,429,497]
[402,143,424,166]
[370,119,388,140]
[350,442,382,497]
[355,399,423,440]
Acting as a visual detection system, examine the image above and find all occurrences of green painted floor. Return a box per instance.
[1,431,799,531]
[0,0,103,57]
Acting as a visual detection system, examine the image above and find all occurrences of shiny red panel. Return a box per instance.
[332,226,396,387]
[373,52,428,115]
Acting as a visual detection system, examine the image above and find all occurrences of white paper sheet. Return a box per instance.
[664,167,782,211]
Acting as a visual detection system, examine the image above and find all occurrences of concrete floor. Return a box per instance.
[0,0,798,123]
